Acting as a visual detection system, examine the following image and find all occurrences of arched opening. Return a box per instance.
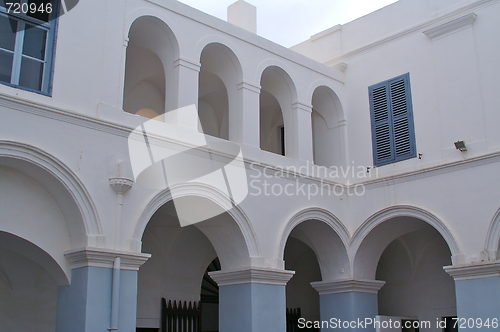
[198,71,228,138]
[0,148,99,331]
[311,86,344,167]
[284,236,321,325]
[354,214,457,326]
[0,162,83,277]
[198,43,241,140]
[260,90,284,154]
[123,16,179,119]
[0,232,66,332]
[260,66,296,156]
[484,207,500,260]
[136,197,252,331]
[282,217,350,329]
[200,258,221,331]
[376,225,456,324]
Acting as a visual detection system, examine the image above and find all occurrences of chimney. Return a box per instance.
[227,0,257,34]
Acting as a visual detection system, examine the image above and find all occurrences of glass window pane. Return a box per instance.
[27,0,51,23]
[0,14,17,51]
[19,56,43,91]
[0,49,13,83]
[23,24,47,60]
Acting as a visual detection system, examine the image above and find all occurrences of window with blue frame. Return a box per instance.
[0,0,58,95]
[368,73,416,167]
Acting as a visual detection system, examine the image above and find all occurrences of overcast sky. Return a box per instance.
[178,0,398,47]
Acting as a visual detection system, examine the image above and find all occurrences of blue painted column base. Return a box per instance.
[210,268,295,332]
[445,262,500,331]
[312,279,385,332]
[56,266,111,332]
[55,248,149,332]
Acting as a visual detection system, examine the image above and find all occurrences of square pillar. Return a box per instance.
[56,248,149,332]
[311,279,385,332]
[98,0,128,110]
[170,58,201,131]
[236,82,260,147]
[210,268,294,332]
[292,102,314,162]
[445,261,500,330]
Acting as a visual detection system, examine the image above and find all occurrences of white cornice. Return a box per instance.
[311,279,385,295]
[209,268,295,286]
[333,62,347,73]
[362,151,500,190]
[145,0,344,83]
[2,92,500,190]
[65,247,150,271]
[423,13,477,40]
[444,261,500,281]
[325,0,496,66]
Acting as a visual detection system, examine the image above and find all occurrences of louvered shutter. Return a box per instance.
[369,81,394,165]
[369,73,416,166]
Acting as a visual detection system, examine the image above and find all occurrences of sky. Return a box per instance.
[178,0,398,47]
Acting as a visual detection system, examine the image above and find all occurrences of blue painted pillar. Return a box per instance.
[210,268,295,332]
[445,262,500,330]
[56,248,150,332]
[311,279,385,332]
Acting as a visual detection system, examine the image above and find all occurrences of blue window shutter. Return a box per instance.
[369,81,395,165]
[369,73,416,166]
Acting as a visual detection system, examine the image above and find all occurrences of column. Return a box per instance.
[311,279,385,332]
[56,248,150,332]
[445,261,500,330]
[169,58,200,131]
[236,82,260,147]
[292,102,314,162]
[337,119,348,168]
[210,268,295,332]
[98,0,128,111]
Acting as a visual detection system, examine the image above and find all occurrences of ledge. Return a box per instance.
[333,62,347,73]
[311,279,385,295]
[444,261,500,281]
[2,91,500,190]
[174,58,201,71]
[65,247,150,271]
[209,268,295,286]
[423,13,477,40]
[324,0,495,66]
[237,81,261,93]
[292,101,313,113]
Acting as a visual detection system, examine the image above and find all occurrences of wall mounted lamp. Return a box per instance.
[454,141,467,152]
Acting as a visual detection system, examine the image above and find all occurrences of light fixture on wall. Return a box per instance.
[454,141,467,152]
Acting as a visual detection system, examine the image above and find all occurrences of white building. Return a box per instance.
[1,0,499,331]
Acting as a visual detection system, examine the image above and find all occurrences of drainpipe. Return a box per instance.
[109,162,134,249]
[108,162,134,331]
[109,257,121,331]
